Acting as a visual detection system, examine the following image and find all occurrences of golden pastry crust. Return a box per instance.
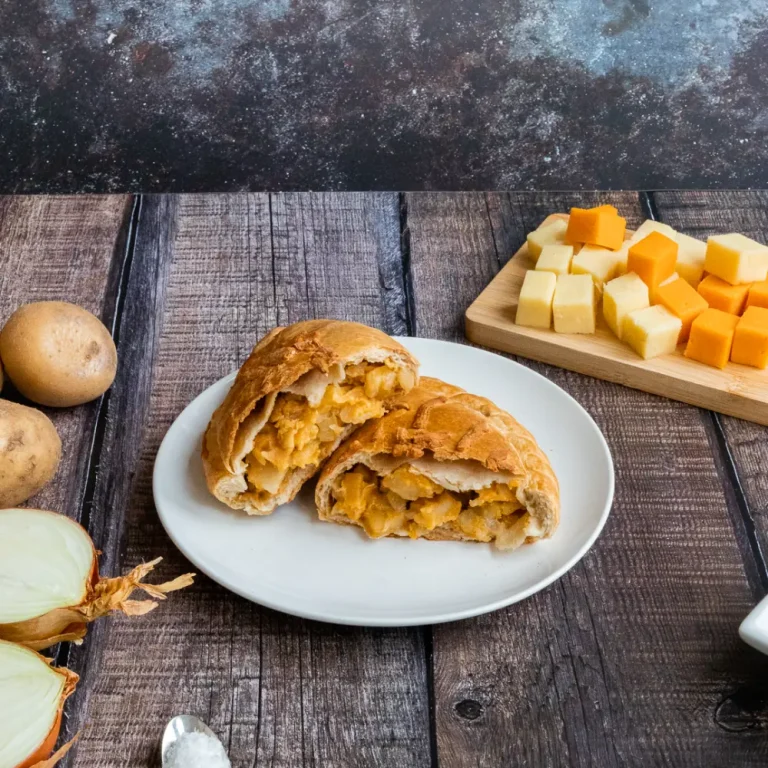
[315,377,560,546]
[202,319,419,515]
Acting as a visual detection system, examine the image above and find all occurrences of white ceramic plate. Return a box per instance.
[154,338,614,626]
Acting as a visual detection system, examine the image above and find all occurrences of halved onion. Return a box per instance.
[0,639,78,768]
[0,509,195,651]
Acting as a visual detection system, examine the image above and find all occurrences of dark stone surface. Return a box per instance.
[2,0,768,192]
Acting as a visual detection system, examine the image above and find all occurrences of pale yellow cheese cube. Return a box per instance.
[526,219,568,262]
[629,220,678,244]
[675,234,706,287]
[603,272,650,340]
[536,244,574,276]
[553,274,595,334]
[612,242,631,275]
[705,233,768,285]
[571,245,622,289]
[515,270,557,329]
[622,305,682,359]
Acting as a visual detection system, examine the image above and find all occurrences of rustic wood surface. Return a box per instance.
[0,192,767,767]
[653,191,768,592]
[68,193,430,767]
[407,192,768,766]
[0,195,130,519]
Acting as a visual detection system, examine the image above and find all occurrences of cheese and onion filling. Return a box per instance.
[245,362,413,497]
[331,464,532,549]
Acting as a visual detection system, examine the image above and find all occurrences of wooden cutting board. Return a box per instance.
[465,214,768,425]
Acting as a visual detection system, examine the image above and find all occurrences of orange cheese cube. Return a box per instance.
[731,307,768,369]
[654,277,709,342]
[696,274,749,315]
[746,280,768,310]
[650,272,680,303]
[684,309,739,369]
[627,232,678,291]
[566,207,626,251]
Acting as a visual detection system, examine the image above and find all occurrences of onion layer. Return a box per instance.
[0,640,78,768]
[0,509,195,651]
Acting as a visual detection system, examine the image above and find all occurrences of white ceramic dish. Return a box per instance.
[153,337,614,626]
[740,595,768,656]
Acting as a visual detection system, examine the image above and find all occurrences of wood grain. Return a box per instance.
[0,195,130,517]
[406,192,768,767]
[653,190,768,589]
[69,193,431,768]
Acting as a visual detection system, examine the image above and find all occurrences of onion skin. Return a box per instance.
[0,555,194,651]
[1,643,79,768]
[27,732,78,768]
[17,711,61,768]
[0,511,195,651]
[0,552,99,651]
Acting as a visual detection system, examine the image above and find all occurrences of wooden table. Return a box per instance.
[3,192,768,767]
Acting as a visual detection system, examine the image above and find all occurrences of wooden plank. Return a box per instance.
[466,213,768,425]
[653,190,768,581]
[69,193,430,767]
[0,194,131,761]
[0,195,130,517]
[406,192,765,767]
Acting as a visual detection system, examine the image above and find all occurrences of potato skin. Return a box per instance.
[0,400,61,506]
[0,301,117,407]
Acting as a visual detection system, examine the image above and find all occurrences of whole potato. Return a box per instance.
[0,301,117,407]
[0,399,61,506]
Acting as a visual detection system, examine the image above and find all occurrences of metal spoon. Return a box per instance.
[161,715,228,766]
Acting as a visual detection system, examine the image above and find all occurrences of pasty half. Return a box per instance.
[202,320,419,515]
[315,378,559,550]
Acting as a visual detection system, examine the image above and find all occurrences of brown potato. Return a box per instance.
[0,399,61,506]
[0,301,117,407]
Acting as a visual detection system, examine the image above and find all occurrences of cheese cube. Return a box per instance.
[627,232,678,291]
[731,306,768,369]
[684,308,739,369]
[571,245,623,289]
[622,305,682,360]
[650,272,680,303]
[705,234,768,285]
[630,220,678,243]
[746,280,768,310]
[536,244,574,276]
[675,234,706,288]
[553,274,596,334]
[697,274,749,315]
[654,277,709,343]
[515,270,557,329]
[612,241,631,275]
[567,207,626,251]
[603,273,649,340]
[527,219,568,262]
